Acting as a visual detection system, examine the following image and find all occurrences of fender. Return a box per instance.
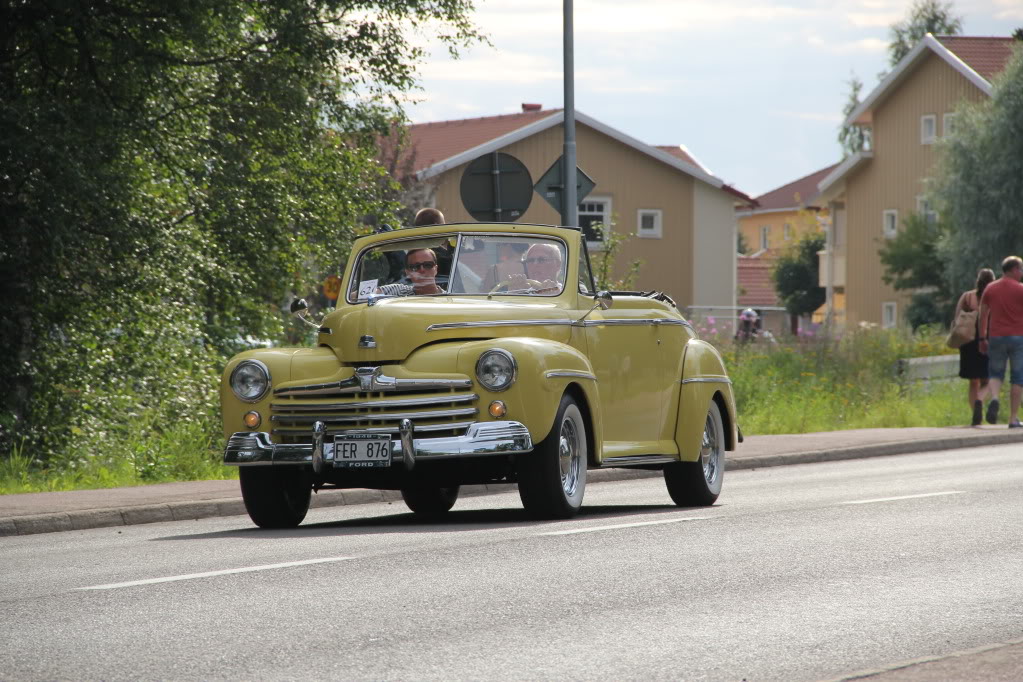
[405,337,604,458]
[674,339,738,461]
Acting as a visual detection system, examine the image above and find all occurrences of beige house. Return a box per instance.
[395,106,753,311]
[817,34,1017,328]
[736,163,836,256]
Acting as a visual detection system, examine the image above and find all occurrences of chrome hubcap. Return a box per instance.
[701,414,721,486]
[558,416,580,496]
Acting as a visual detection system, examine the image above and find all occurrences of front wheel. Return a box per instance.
[239,467,312,529]
[400,486,460,516]
[517,394,587,519]
[664,400,725,506]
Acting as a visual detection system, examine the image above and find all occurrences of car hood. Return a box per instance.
[319,296,574,364]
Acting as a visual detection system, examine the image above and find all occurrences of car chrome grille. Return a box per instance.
[271,389,478,442]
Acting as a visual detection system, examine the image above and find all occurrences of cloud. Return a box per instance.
[991,0,1023,20]
[806,34,888,54]
[770,109,845,123]
[420,50,561,83]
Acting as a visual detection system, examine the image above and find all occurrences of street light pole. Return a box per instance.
[562,0,577,228]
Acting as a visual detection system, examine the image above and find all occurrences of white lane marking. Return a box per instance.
[840,491,965,506]
[538,516,711,536]
[78,556,354,591]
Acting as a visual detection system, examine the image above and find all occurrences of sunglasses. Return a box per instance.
[523,257,556,265]
[407,260,437,272]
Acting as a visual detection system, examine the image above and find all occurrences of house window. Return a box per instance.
[637,209,662,239]
[916,196,938,225]
[783,223,792,241]
[759,225,770,251]
[579,198,612,247]
[944,112,957,137]
[920,114,937,144]
[883,209,898,238]
[882,302,897,329]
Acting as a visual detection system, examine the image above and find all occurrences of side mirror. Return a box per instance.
[595,291,613,310]
[290,298,309,315]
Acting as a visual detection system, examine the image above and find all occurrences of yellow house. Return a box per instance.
[817,34,1017,328]
[393,106,754,311]
[735,163,836,255]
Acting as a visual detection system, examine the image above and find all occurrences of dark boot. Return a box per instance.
[986,399,1000,425]
[972,400,983,426]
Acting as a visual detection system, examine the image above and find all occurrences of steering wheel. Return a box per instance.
[489,278,542,294]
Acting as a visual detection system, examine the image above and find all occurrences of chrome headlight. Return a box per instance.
[476,349,516,392]
[230,360,271,402]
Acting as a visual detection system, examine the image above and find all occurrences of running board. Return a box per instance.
[599,455,677,469]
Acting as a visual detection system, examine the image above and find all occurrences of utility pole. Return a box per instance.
[562,0,577,227]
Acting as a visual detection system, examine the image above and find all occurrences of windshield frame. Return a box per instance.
[344,231,571,304]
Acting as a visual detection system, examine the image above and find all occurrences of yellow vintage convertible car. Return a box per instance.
[222,222,738,528]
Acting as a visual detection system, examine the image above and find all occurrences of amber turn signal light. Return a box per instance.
[488,401,507,418]
[243,411,262,429]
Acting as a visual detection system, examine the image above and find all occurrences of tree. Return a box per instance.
[838,74,870,158]
[888,0,963,66]
[878,212,956,329]
[0,1,482,467]
[772,232,826,319]
[934,44,1023,298]
[589,220,642,291]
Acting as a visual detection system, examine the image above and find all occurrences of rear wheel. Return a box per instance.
[239,467,312,529]
[400,486,460,516]
[664,400,725,506]
[517,394,587,519]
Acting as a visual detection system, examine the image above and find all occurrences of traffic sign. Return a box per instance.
[533,157,595,215]
[459,152,533,222]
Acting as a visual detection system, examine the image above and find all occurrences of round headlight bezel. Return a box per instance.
[475,349,517,393]
[230,360,271,403]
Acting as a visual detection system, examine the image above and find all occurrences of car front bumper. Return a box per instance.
[224,420,533,471]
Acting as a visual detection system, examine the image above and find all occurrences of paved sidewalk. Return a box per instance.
[2,425,1021,537]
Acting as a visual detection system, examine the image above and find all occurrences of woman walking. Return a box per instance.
[955,268,995,425]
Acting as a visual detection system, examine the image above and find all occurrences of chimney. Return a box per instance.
[521,103,542,112]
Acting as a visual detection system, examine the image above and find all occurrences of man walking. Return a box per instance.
[978,256,1023,428]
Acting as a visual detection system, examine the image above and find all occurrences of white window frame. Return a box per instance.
[759,225,770,251]
[943,112,957,137]
[579,197,612,250]
[920,114,937,144]
[783,223,792,241]
[916,196,938,225]
[883,209,898,239]
[882,302,897,329]
[636,209,663,239]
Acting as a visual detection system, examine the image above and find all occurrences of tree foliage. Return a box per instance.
[772,232,826,318]
[934,44,1023,297]
[888,0,963,66]
[878,212,956,329]
[0,1,481,469]
[838,74,869,158]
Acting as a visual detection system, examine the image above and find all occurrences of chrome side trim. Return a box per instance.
[600,455,677,467]
[224,421,534,466]
[577,318,690,327]
[271,407,478,424]
[274,367,472,396]
[270,393,478,412]
[427,319,574,332]
[680,377,732,385]
[544,371,597,381]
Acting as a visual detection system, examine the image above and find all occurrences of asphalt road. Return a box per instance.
[1,444,1021,681]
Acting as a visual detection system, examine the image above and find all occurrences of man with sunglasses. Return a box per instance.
[378,248,446,296]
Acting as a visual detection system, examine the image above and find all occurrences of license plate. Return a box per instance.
[333,434,392,468]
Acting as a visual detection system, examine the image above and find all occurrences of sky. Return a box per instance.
[406,0,1022,198]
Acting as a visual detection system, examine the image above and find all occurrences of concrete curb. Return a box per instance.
[2,433,1020,537]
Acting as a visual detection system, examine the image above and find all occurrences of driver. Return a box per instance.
[379,248,446,296]
[504,243,564,294]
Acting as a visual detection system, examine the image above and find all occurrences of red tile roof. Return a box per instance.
[737,252,779,307]
[937,36,1018,82]
[747,163,839,212]
[654,145,704,171]
[401,109,562,175]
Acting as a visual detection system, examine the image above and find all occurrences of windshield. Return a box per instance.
[348,234,568,302]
